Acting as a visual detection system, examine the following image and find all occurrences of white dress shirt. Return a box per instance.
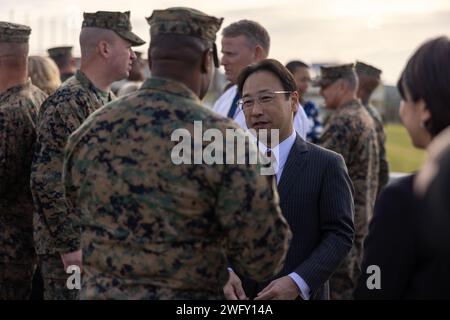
[212,85,309,140]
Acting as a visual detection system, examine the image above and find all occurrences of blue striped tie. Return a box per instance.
[227,92,241,119]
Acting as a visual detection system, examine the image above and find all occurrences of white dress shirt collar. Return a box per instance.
[255,130,296,184]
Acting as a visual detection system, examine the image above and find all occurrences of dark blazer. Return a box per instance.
[354,175,450,299]
[241,135,355,300]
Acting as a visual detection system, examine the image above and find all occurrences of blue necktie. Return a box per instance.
[227,92,241,119]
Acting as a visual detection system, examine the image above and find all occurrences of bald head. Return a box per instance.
[79,27,119,59]
[0,42,28,71]
[357,74,380,104]
[149,34,210,70]
[149,34,214,99]
[0,42,29,91]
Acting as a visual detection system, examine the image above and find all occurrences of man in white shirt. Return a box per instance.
[223,59,354,300]
[213,20,308,139]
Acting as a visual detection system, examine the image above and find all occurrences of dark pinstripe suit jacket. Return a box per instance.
[242,135,355,300]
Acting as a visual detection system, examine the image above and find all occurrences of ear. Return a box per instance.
[418,99,431,124]
[201,49,212,74]
[98,40,110,58]
[291,91,299,112]
[254,45,265,62]
[336,79,345,90]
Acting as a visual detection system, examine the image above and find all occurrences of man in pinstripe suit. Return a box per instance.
[223,59,355,300]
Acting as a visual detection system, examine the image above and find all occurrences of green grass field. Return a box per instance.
[385,123,427,173]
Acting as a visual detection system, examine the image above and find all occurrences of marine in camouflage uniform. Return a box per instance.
[315,64,379,299]
[0,22,47,299]
[356,61,389,194]
[30,11,144,300]
[62,7,292,300]
[47,46,76,83]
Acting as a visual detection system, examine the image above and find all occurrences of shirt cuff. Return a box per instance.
[288,272,311,300]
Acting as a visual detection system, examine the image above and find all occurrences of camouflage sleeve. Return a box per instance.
[319,116,353,164]
[216,139,292,282]
[62,130,83,252]
[32,102,82,253]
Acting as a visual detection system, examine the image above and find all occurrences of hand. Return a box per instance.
[254,276,300,300]
[60,249,82,272]
[223,270,248,300]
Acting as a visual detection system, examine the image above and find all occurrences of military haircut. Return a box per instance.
[149,33,211,68]
[79,27,121,58]
[340,69,359,91]
[397,36,450,137]
[222,20,270,54]
[358,73,380,97]
[237,58,297,97]
[0,43,28,73]
[0,41,28,57]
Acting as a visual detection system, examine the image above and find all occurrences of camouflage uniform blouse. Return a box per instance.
[320,99,379,295]
[31,70,114,255]
[63,77,292,299]
[0,80,47,264]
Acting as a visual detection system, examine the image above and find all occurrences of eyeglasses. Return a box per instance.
[238,91,292,112]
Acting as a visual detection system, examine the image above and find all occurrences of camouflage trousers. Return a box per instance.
[83,280,225,300]
[38,253,79,300]
[0,263,36,300]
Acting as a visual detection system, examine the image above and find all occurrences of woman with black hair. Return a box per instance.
[354,36,450,299]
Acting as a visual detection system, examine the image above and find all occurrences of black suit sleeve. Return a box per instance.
[294,153,355,296]
[354,176,416,299]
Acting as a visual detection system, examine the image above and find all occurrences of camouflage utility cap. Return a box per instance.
[313,63,356,88]
[147,7,223,42]
[47,46,73,58]
[147,7,223,67]
[355,61,382,79]
[0,21,31,43]
[82,11,145,46]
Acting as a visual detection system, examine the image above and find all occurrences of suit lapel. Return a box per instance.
[277,135,309,201]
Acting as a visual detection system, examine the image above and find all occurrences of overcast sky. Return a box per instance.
[2,0,450,84]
